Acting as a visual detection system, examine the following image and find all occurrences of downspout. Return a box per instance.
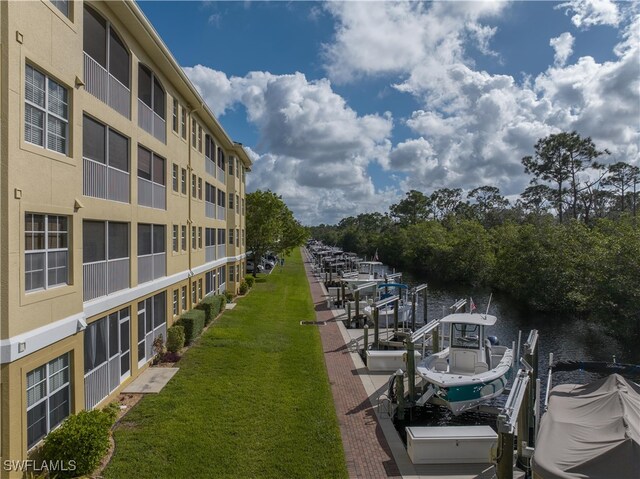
[187,104,203,300]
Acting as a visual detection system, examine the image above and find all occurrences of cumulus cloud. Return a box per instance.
[322,1,639,199]
[322,1,506,83]
[550,32,575,66]
[185,67,395,224]
[556,0,621,28]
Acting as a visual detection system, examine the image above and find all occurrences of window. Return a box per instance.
[181,106,187,140]
[228,157,234,176]
[27,353,70,449]
[83,221,128,263]
[181,225,186,251]
[236,195,240,214]
[242,229,245,247]
[198,227,202,249]
[198,177,202,200]
[191,281,197,304]
[191,119,197,148]
[138,224,165,256]
[172,163,179,192]
[181,286,187,311]
[181,168,187,194]
[84,5,130,89]
[217,147,225,172]
[138,64,164,119]
[236,228,239,247]
[137,292,166,365]
[192,226,196,250]
[172,225,178,252]
[51,0,70,18]
[198,279,203,300]
[192,173,197,198]
[205,183,216,204]
[137,146,165,186]
[25,214,68,292]
[229,265,235,283]
[173,289,179,316]
[138,146,166,209]
[83,308,130,410]
[236,158,240,178]
[83,115,130,202]
[25,64,69,155]
[228,229,234,246]
[242,199,245,215]
[218,190,226,212]
[206,227,215,248]
[198,125,203,152]
[172,98,178,132]
[452,323,480,350]
[205,269,215,295]
[229,194,234,210]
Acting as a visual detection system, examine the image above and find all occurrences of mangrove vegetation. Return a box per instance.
[310,132,640,338]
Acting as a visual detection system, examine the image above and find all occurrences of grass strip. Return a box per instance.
[104,248,347,479]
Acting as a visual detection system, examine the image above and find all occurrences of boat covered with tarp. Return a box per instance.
[532,373,640,479]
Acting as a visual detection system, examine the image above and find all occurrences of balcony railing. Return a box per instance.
[83,257,129,302]
[138,177,166,210]
[206,157,215,177]
[83,158,130,203]
[205,201,215,219]
[216,166,225,183]
[205,245,216,263]
[138,99,166,143]
[138,252,166,284]
[217,205,226,221]
[84,52,131,118]
[217,244,226,259]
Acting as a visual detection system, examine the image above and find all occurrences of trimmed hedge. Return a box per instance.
[166,325,185,353]
[239,280,249,295]
[245,276,255,288]
[41,407,116,478]
[177,309,205,345]
[198,295,225,325]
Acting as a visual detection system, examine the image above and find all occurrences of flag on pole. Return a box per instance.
[374,249,379,261]
[470,297,477,312]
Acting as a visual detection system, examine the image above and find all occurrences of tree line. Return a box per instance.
[309,132,640,338]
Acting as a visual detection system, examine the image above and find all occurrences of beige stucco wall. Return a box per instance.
[0,1,250,473]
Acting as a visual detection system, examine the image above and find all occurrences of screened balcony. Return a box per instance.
[138,224,166,284]
[137,146,166,210]
[83,221,129,302]
[138,64,166,143]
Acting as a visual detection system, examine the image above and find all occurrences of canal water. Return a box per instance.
[384,272,639,430]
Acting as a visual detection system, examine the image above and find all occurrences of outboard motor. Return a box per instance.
[488,335,499,346]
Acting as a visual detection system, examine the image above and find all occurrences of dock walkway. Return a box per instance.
[303,249,499,479]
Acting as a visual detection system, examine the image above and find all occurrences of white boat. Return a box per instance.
[363,283,413,328]
[416,313,514,415]
[341,261,387,294]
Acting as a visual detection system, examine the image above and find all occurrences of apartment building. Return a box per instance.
[0,0,250,470]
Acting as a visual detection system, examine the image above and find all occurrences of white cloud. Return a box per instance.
[321,1,639,199]
[556,0,621,28]
[185,68,395,225]
[322,1,507,83]
[550,32,575,66]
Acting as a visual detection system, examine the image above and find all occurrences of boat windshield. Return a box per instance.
[451,323,480,349]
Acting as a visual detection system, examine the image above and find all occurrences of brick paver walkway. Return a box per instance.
[304,254,400,479]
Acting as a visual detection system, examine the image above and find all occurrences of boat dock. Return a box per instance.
[304,251,518,479]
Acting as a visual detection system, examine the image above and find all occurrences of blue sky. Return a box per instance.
[139,0,639,225]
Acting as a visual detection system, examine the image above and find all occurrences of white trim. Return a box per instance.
[1,313,84,364]
[1,254,247,364]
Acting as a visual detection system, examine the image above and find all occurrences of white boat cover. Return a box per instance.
[532,374,640,479]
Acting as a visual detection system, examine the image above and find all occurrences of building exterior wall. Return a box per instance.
[0,1,251,474]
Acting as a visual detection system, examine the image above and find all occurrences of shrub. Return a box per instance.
[239,280,249,295]
[199,295,224,325]
[177,309,205,345]
[224,290,234,303]
[102,402,121,423]
[41,409,116,478]
[152,334,165,364]
[245,276,255,288]
[161,351,181,363]
[166,325,185,353]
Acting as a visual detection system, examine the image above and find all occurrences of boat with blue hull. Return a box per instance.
[416,313,514,415]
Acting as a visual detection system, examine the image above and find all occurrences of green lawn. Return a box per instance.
[104,249,347,478]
